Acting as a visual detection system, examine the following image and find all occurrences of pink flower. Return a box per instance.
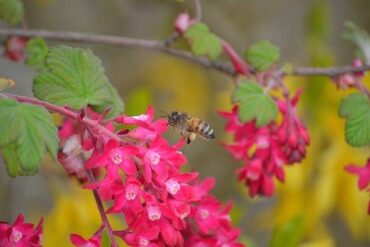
[174,12,195,34]
[345,158,370,214]
[220,90,309,197]
[58,106,244,246]
[70,232,101,247]
[86,140,138,176]
[345,159,370,190]
[0,214,43,247]
[3,36,28,62]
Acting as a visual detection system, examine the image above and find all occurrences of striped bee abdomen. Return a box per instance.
[188,118,215,140]
[201,122,215,139]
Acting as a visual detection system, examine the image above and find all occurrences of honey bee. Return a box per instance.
[165,111,215,144]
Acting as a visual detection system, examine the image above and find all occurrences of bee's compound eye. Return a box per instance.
[172,111,178,116]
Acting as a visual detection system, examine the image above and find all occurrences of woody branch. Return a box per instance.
[1,28,370,77]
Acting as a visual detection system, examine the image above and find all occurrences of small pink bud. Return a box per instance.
[288,133,298,148]
[262,175,274,196]
[352,58,364,77]
[174,12,192,34]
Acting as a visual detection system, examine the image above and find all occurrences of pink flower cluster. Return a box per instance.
[219,91,309,197]
[0,214,43,247]
[345,158,370,214]
[58,107,244,246]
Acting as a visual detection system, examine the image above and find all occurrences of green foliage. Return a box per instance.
[185,23,222,60]
[0,0,24,25]
[343,22,370,64]
[0,99,58,176]
[232,79,278,126]
[270,215,304,247]
[33,45,124,116]
[26,37,49,69]
[244,40,280,71]
[339,93,370,147]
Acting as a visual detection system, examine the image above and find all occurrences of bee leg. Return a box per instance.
[187,133,197,144]
[186,135,192,144]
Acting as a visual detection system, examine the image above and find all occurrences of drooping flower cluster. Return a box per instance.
[58,106,244,246]
[219,90,309,197]
[0,214,43,247]
[345,158,370,214]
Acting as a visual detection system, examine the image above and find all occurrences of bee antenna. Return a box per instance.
[159,110,169,118]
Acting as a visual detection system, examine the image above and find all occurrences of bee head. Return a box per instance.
[167,111,180,126]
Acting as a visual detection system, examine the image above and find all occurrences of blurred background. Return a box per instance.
[0,0,369,246]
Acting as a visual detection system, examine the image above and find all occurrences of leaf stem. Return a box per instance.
[3,94,122,142]
[86,170,119,247]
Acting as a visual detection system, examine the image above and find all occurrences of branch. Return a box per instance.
[291,65,370,77]
[193,0,202,21]
[86,171,118,247]
[0,28,235,75]
[3,93,122,142]
[1,28,370,77]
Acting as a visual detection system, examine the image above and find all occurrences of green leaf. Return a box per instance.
[33,45,124,116]
[0,0,24,25]
[26,37,48,70]
[270,215,304,247]
[185,23,222,60]
[1,144,22,177]
[232,80,278,126]
[339,93,370,147]
[0,99,58,176]
[244,40,280,71]
[343,22,370,64]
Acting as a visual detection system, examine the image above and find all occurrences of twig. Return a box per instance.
[86,171,118,247]
[193,0,202,21]
[1,28,370,77]
[3,93,122,142]
[291,65,370,77]
[0,28,234,75]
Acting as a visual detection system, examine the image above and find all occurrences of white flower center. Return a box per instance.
[11,229,22,242]
[147,151,160,165]
[147,206,161,221]
[125,185,137,201]
[139,238,149,247]
[165,179,181,195]
[200,209,209,219]
[112,155,122,164]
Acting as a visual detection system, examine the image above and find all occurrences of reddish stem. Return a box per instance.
[4,94,121,142]
[86,171,118,247]
[222,41,250,75]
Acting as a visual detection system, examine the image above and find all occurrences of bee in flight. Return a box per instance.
[164,111,215,144]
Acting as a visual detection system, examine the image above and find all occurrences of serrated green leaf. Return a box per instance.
[232,80,278,126]
[185,23,222,60]
[0,99,58,176]
[343,22,370,64]
[232,79,263,102]
[33,46,124,116]
[339,93,370,147]
[0,0,24,25]
[26,37,48,70]
[245,40,280,71]
[1,144,22,177]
